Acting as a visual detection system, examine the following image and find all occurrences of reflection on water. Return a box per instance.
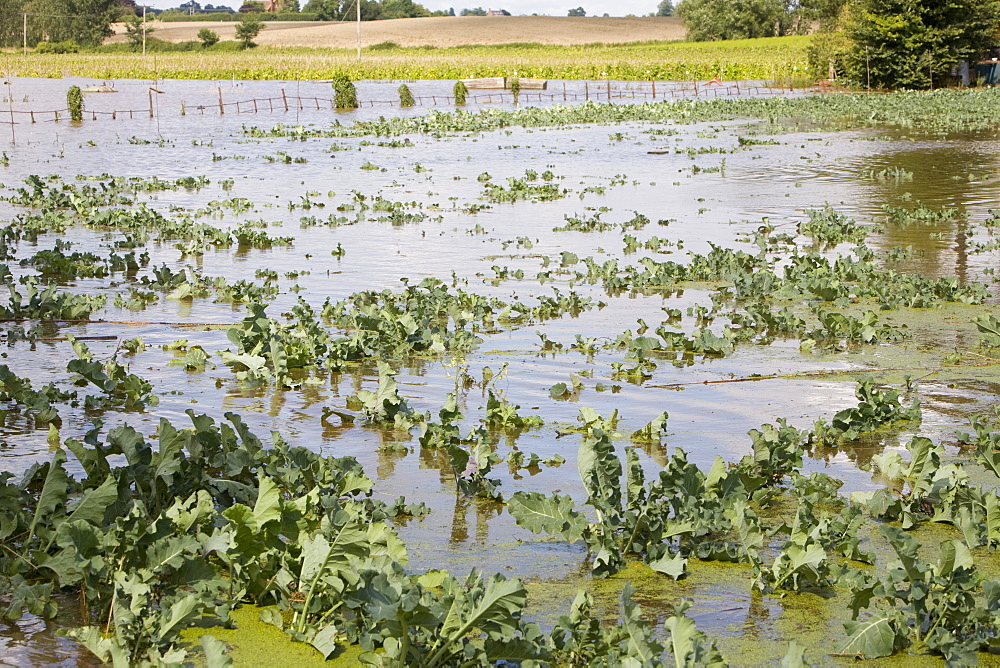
[2,78,1000,663]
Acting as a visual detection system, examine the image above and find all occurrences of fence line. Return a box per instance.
[0,81,829,126]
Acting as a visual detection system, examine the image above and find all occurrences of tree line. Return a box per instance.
[0,0,123,47]
[676,0,1000,90]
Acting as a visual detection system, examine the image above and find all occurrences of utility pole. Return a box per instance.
[356,0,361,60]
[23,13,27,56]
[142,5,147,56]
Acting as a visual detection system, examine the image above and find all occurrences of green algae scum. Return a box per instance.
[1,80,1000,665]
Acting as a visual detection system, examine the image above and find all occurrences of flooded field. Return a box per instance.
[2,78,1000,665]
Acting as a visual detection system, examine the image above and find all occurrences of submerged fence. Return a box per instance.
[0,79,832,126]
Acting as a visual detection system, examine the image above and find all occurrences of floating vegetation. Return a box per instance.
[2,77,1000,667]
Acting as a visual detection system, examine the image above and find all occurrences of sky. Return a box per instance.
[142,0,663,18]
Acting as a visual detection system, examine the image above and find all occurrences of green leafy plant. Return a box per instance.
[66,86,84,122]
[234,14,265,49]
[840,526,1000,663]
[453,79,468,105]
[398,83,415,107]
[332,74,359,109]
[197,27,220,48]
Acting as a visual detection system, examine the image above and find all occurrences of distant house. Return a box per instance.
[263,0,280,10]
[486,8,510,15]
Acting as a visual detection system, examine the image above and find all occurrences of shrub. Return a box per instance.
[398,83,415,107]
[332,74,358,109]
[453,79,468,105]
[67,86,83,121]
[36,40,79,54]
[198,28,220,47]
[235,14,265,49]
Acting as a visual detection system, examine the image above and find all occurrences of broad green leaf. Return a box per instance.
[974,313,1000,338]
[26,448,69,549]
[577,428,622,512]
[839,616,900,659]
[0,577,56,621]
[63,437,111,483]
[258,607,284,629]
[879,525,924,584]
[986,493,1000,547]
[975,438,1000,478]
[426,574,526,667]
[935,539,973,578]
[903,436,937,493]
[663,598,724,667]
[305,624,340,659]
[64,476,118,527]
[632,411,668,442]
[62,626,117,663]
[648,552,687,580]
[507,491,586,542]
[200,635,233,668]
[146,535,202,572]
[156,593,203,639]
[416,570,449,589]
[625,447,645,508]
[780,639,810,667]
[151,419,187,490]
[620,583,660,663]
[252,473,281,527]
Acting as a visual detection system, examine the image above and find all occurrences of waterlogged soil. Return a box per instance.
[1,78,999,665]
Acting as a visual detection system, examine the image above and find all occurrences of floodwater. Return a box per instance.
[1,77,999,665]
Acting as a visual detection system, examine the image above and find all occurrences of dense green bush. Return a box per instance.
[198,28,220,47]
[66,85,83,121]
[805,28,851,79]
[678,0,806,41]
[92,38,243,53]
[844,0,1000,89]
[332,74,358,108]
[36,40,80,54]
[453,79,468,104]
[398,83,415,106]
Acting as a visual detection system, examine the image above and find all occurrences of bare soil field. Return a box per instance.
[108,16,685,48]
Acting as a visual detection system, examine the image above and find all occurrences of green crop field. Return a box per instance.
[1,35,812,81]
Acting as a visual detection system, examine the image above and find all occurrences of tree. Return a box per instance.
[381,0,430,19]
[656,0,673,16]
[234,13,264,48]
[460,6,486,14]
[567,6,585,16]
[304,0,426,20]
[844,0,1000,89]
[677,0,804,41]
[197,27,219,46]
[123,13,153,50]
[23,0,121,46]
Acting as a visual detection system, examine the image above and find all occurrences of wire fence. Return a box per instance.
[0,79,833,126]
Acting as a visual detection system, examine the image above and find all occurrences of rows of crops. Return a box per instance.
[2,36,811,81]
